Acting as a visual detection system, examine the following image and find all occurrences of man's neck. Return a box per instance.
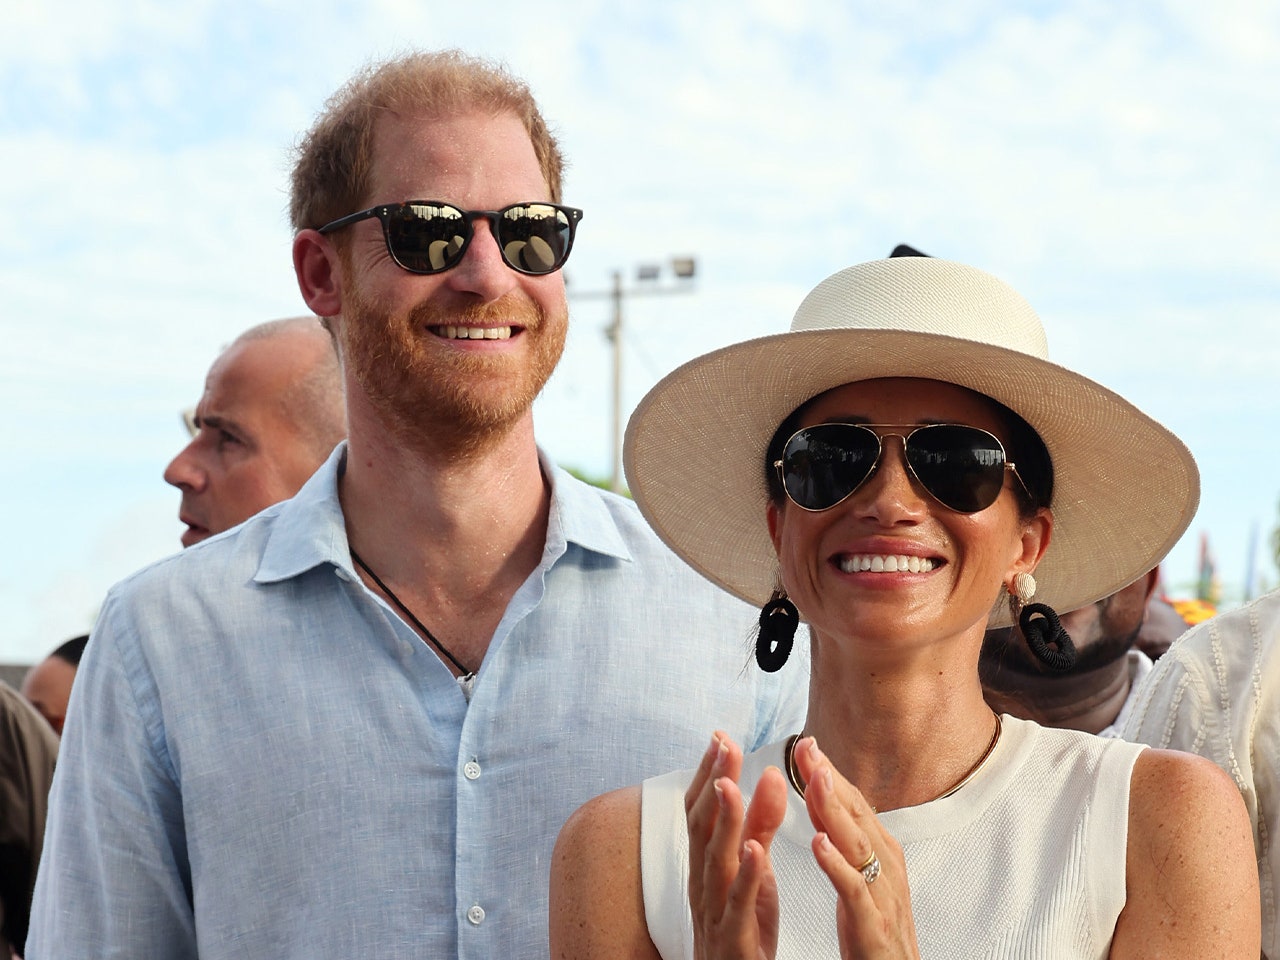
[338,404,552,675]
[983,653,1136,735]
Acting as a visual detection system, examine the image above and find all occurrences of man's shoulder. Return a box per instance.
[1123,589,1280,750]
[553,470,749,605]
[104,501,315,621]
[1154,588,1280,686]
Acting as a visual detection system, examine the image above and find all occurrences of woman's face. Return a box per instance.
[767,377,1051,652]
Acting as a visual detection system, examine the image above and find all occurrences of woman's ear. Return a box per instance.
[766,500,783,557]
[293,229,344,318]
[1013,506,1053,577]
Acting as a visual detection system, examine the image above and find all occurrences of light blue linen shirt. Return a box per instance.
[28,444,809,959]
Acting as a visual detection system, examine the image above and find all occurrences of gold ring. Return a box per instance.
[858,850,881,884]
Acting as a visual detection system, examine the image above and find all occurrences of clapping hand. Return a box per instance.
[684,732,789,960]
[791,736,920,959]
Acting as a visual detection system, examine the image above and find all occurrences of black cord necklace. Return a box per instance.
[350,549,474,680]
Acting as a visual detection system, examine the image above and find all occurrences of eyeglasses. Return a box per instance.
[774,422,1027,514]
[317,200,584,276]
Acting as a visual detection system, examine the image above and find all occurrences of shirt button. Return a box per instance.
[466,904,485,925]
[463,760,481,780]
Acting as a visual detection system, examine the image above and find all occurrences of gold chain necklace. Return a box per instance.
[784,713,1003,806]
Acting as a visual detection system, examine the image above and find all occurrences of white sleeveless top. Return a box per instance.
[641,715,1145,959]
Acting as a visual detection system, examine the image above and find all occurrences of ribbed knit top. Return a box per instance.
[642,715,1145,959]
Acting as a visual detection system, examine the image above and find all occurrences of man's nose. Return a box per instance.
[441,219,522,301]
[163,441,207,492]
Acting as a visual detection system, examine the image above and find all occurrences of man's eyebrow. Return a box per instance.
[198,413,244,435]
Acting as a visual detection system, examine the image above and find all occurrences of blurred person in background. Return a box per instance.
[981,567,1161,735]
[19,635,88,736]
[164,316,346,546]
[1,683,57,959]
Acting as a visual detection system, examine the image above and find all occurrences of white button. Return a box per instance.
[334,568,352,582]
[466,904,485,925]
[463,760,481,780]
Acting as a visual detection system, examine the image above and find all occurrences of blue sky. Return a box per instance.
[2,0,1278,663]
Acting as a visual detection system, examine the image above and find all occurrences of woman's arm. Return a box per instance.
[550,785,660,960]
[1112,749,1260,959]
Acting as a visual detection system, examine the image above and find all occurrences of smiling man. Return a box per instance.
[164,316,346,546]
[28,50,808,960]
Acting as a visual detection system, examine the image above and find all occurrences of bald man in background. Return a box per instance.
[164,317,346,546]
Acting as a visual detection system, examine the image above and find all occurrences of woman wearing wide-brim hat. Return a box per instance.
[550,257,1259,958]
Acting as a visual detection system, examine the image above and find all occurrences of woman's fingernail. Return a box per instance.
[816,832,832,851]
[823,767,834,792]
[713,739,729,772]
[714,781,726,808]
[740,842,754,865]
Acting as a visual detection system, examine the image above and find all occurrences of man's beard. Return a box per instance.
[981,619,1142,678]
[340,278,567,459]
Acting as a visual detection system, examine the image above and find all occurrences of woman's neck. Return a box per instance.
[801,625,1000,811]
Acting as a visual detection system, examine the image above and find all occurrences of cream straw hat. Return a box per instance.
[623,257,1199,627]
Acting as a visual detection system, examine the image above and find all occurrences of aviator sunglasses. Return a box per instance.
[317,201,584,276]
[774,422,1028,514]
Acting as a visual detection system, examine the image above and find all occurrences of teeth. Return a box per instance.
[437,326,512,340]
[838,554,935,574]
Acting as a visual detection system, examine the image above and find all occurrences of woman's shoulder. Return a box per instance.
[1128,746,1244,829]
[551,785,660,958]
[557,784,643,854]
[1114,748,1261,956]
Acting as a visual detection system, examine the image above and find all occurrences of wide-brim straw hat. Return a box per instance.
[623,257,1199,628]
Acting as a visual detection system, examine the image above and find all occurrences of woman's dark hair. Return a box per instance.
[763,384,1054,519]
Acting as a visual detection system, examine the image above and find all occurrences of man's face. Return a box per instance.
[164,334,331,546]
[21,656,77,735]
[330,110,568,450]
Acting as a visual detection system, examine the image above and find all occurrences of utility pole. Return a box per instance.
[569,258,697,493]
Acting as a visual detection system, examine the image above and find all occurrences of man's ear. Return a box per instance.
[294,229,343,318]
[1139,565,1161,604]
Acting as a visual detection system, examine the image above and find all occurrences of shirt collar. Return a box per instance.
[538,449,634,564]
[254,443,353,584]
[253,443,634,586]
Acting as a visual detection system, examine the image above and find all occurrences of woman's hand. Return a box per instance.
[684,732,789,960]
[792,737,921,960]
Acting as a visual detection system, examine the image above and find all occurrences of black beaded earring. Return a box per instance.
[756,591,799,673]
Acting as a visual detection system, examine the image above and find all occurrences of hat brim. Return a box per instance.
[624,327,1198,628]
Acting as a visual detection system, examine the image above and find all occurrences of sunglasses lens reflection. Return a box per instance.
[387,204,468,273]
[781,424,1008,513]
[782,424,880,511]
[387,203,574,275]
[497,204,573,274]
[905,425,1007,513]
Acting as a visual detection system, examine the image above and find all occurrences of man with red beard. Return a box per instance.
[28,51,808,960]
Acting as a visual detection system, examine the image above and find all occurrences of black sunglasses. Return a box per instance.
[774,422,1028,514]
[317,200,584,276]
